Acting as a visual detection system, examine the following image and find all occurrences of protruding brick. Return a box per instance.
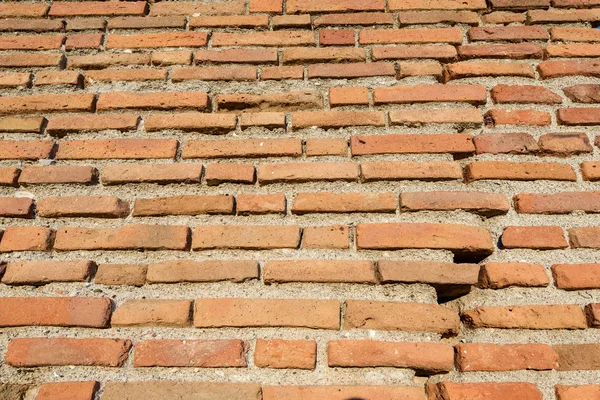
[255,339,316,369]
[134,340,247,367]
[569,227,600,248]
[0,297,110,327]
[112,299,191,327]
[552,264,600,290]
[485,109,551,126]
[0,167,20,187]
[564,84,600,103]
[462,305,588,329]
[515,192,600,214]
[480,262,549,289]
[539,132,592,156]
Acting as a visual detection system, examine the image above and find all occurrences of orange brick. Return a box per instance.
[261,66,304,80]
[466,161,576,182]
[558,108,600,126]
[582,162,600,181]
[308,62,394,78]
[273,15,311,28]
[314,12,393,26]
[0,167,20,187]
[399,10,479,24]
[502,226,568,249]
[552,263,600,290]
[456,343,558,371]
[37,196,130,218]
[111,299,191,327]
[0,226,53,252]
[539,60,600,79]
[463,305,587,329]
[0,72,30,88]
[474,132,538,154]
[145,113,237,132]
[0,197,33,218]
[97,91,208,111]
[86,69,167,83]
[193,298,340,329]
[19,166,97,185]
[351,133,474,155]
[361,161,463,182]
[215,91,322,112]
[485,109,551,126]
[372,45,457,60]
[555,344,600,370]
[250,0,283,12]
[106,32,208,49]
[482,11,526,23]
[301,225,349,249]
[68,53,151,69]
[556,386,600,400]
[0,93,93,115]
[236,193,286,215]
[428,382,542,400]
[263,260,376,283]
[0,53,61,67]
[37,382,99,400]
[329,87,369,106]
[305,138,348,156]
[444,61,535,81]
[146,260,258,283]
[212,31,314,47]
[192,225,300,249]
[46,114,139,135]
[569,227,600,248]
[492,84,562,104]
[133,195,234,216]
[263,386,424,400]
[360,28,462,44]
[389,108,483,126]
[283,47,366,64]
[0,3,48,17]
[258,162,359,183]
[287,0,384,13]
[479,262,550,288]
[150,1,245,16]
[173,66,257,82]
[255,339,316,369]
[108,16,186,29]
[400,191,510,217]
[515,192,600,214]
[190,15,268,28]
[65,33,102,50]
[195,48,278,64]
[239,112,286,128]
[389,0,486,9]
[205,163,255,185]
[398,61,442,78]
[292,192,396,214]
[0,35,64,50]
[35,71,81,86]
[151,50,192,66]
[459,43,543,59]
[49,1,146,16]
[102,163,203,185]
[56,139,178,160]
[292,111,385,129]
[468,26,548,41]
[378,261,479,288]
[94,264,147,286]
[65,18,106,31]
[0,116,44,133]
[320,29,355,46]
[102,382,261,399]
[134,339,247,367]
[374,84,486,104]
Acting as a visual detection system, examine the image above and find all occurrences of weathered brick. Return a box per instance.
[0,297,110,327]
[216,91,322,112]
[360,28,462,44]
[95,264,147,286]
[492,85,562,104]
[546,44,600,58]
[190,15,268,28]
[97,91,209,111]
[374,84,486,104]
[398,61,443,78]
[292,111,385,129]
[35,71,81,86]
[389,0,487,9]
[356,223,494,255]
[330,87,369,106]
[37,196,129,218]
[361,161,463,181]
[106,32,208,49]
[133,195,233,217]
[56,139,177,160]
[444,61,535,81]
[582,162,600,181]
[515,192,600,214]
[0,167,20,187]
[237,194,286,215]
[146,260,258,283]
[255,339,316,369]
[400,191,510,217]
[68,53,150,69]
[372,45,457,60]
[502,226,568,249]
[556,385,600,400]
[37,382,98,400]
[462,305,588,329]
[263,260,376,283]
[250,0,283,12]
[102,382,261,400]
[541,131,591,154]
[2,260,96,285]
[151,50,192,66]
[531,8,600,23]
[0,116,44,133]
[480,262,550,289]
[49,1,146,16]
[194,298,340,329]
[319,29,355,46]
[287,0,384,13]
[213,31,314,47]
[0,53,61,68]
[456,343,558,371]
[552,263,600,290]
[46,114,139,135]
[205,163,255,185]
[350,134,474,155]
[458,43,543,59]
[65,18,106,31]
[263,386,424,400]
[427,382,542,400]
[239,112,286,128]
[308,62,395,78]
[292,192,396,214]
[65,33,102,50]
[192,225,300,249]
[86,68,167,83]
[150,1,245,16]
[185,139,301,160]
[112,299,191,327]
[0,3,48,17]
[102,164,202,185]
[587,304,600,327]
[329,340,453,373]
[468,26,548,41]
[6,338,131,367]
[273,15,311,28]
[558,108,600,125]
[482,11,527,23]
[474,132,538,154]
[261,66,304,80]
[306,138,348,156]
[465,161,576,182]
[258,162,358,183]
[0,226,53,252]
[0,197,33,218]
[485,109,551,126]
[314,12,393,26]
[492,0,550,8]
[554,344,600,370]
[302,225,349,249]
[389,109,483,126]
[108,16,186,29]
[0,93,93,115]
[145,113,237,132]
[564,84,600,103]
[539,60,600,79]
[135,339,247,367]
[569,227,600,248]
[344,300,460,335]
[195,48,278,64]
[54,225,189,251]
[0,35,64,50]
[0,72,30,88]
[399,10,479,24]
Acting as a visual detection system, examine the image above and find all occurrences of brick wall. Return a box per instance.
[1,0,600,399]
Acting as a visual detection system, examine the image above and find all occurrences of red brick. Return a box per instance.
[6,338,131,367]
[320,29,355,46]
[0,297,110,328]
[37,196,129,218]
[468,26,548,41]
[400,191,509,217]
[328,340,453,373]
[86,69,167,83]
[308,62,395,78]
[344,300,460,335]
[492,85,561,104]
[399,10,479,24]
[95,264,147,286]
[485,109,551,127]
[50,1,145,16]
[35,71,80,86]
[263,260,376,283]
[539,60,600,79]
[205,163,255,185]
[0,167,20,187]
[463,305,587,329]
[97,91,209,111]
[0,53,61,68]
[372,45,457,60]
[378,261,479,288]
[258,162,359,183]
[361,161,463,181]
[565,84,600,103]
[360,28,462,44]
[237,194,286,215]
[0,226,53,252]
[389,109,483,126]
[458,43,543,59]
[569,227,600,248]
[302,225,349,249]
[192,225,300,249]
[427,382,542,400]
[195,48,278,64]
[479,262,550,289]
[389,0,487,9]
[0,3,48,17]
[314,12,393,26]
[0,72,30,88]
[552,264,600,290]
[108,16,186,29]
[330,87,369,106]
[150,1,245,16]
[19,166,97,185]
[515,192,600,214]
[474,133,538,154]
[1,260,94,285]
[46,114,139,135]
[65,33,102,50]
[112,299,191,327]
[239,112,286,128]
[306,138,348,156]
[351,133,474,155]
[287,0,384,13]
[102,164,202,185]
[356,223,494,255]
[558,108,600,126]
[465,161,576,182]
[292,111,384,129]
[456,343,558,372]
[133,194,233,217]
[54,225,189,251]
[261,66,304,80]
[292,192,396,214]
[215,91,322,112]
[0,197,33,218]
[556,385,600,400]
[146,260,258,283]
[57,139,177,160]
[194,298,340,329]
[145,113,237,132]
[102,382,261,400]
[255,339,316,369]
[213,31,314,47]
[107,32,208,49]
[444,61,534,81]
[0,35,64,50]
[263,386,423,400]
[37,382,98,400]
[134,339,246,367]
[554,344,600,370]
[374,84,486,104]
[0,93,93,115]
[68,53,151,69]
[190,15,268,28]
[0,116,44,133]
[582,162,600,181]
[502,226,567,249]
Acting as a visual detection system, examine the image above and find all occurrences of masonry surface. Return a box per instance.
[1,0,600,399]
